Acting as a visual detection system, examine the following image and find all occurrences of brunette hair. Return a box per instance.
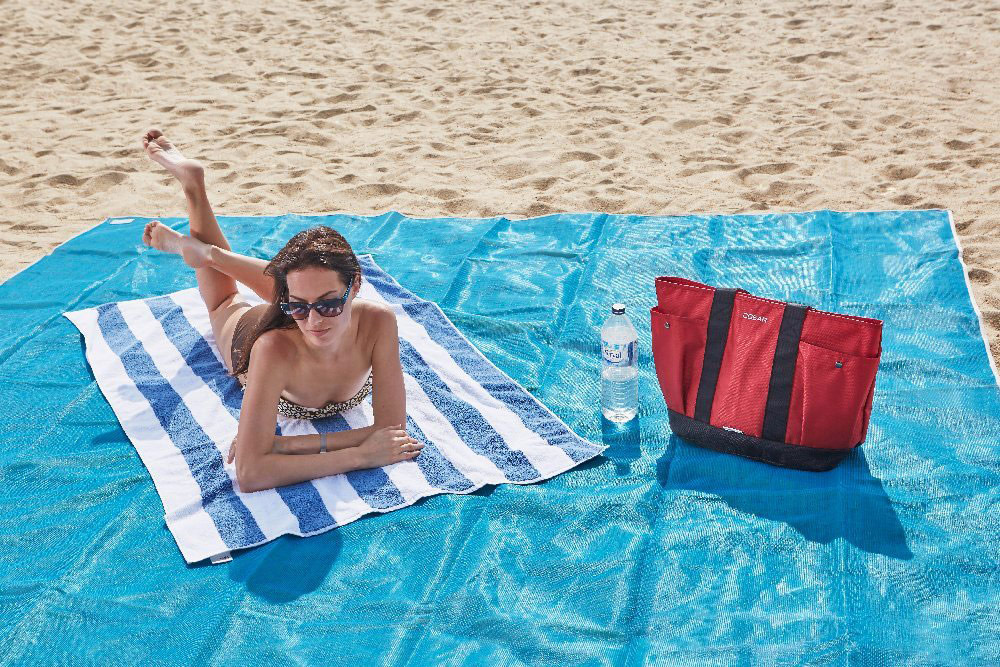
[229,225,361,378]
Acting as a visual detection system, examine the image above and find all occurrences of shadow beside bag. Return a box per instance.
[650,276,883,471]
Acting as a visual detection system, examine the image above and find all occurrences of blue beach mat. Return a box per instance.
[1,209,998,664]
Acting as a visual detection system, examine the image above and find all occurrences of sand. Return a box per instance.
[1,0,997,368]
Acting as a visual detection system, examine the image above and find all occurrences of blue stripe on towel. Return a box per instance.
[362,257,595,462]
[143,297,337,534]
[398,338,540,482]
[95,302,266,548]
[403,415,477,492]
[146,296,243,419]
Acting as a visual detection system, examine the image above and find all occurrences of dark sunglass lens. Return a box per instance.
[316,303,344,318]
[282,303,309,319]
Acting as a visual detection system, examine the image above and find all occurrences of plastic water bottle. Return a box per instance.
[601,303,639,422]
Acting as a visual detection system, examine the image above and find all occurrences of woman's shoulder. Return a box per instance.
[250,327,299,363]
[356,297,396,321]
[355,298,398,336]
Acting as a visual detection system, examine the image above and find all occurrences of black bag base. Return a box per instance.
[667,409,860,472]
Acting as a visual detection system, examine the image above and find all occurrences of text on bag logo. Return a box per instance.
[742,312,768,323]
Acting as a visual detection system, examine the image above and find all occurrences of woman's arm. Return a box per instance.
[369,304,407,427]
[249,425,417,491]
[271,426,380,454]
[232,332,371,492]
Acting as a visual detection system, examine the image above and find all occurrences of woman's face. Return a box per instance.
[284,266,357,345]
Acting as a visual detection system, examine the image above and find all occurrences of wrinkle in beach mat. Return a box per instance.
[440,213,608,395]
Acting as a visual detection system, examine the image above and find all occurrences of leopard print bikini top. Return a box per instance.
[238,371,373,420]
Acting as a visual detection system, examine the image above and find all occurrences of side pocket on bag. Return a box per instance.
[786,340,881,449]
[650,308,709,418]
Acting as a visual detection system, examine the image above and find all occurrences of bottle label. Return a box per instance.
[602,340,636,366]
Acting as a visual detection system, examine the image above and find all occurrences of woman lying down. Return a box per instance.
[140,128,423,493]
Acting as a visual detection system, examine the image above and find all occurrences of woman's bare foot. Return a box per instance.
[142,128,205,194]
[142,220,213,269]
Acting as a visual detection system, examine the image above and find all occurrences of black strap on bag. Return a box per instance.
[761,303,809,442]
[693,287,736,423]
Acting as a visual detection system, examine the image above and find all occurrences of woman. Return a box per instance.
[140,128,423,494]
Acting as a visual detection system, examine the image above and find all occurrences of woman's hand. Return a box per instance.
[227,435,239,464]
[355,424,423,469]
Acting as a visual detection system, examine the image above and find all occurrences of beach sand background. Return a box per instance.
[1,0,997,368]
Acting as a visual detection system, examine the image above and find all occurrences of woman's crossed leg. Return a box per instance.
[140,128,275,373]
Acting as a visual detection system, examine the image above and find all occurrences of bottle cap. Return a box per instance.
[611,303,625,314]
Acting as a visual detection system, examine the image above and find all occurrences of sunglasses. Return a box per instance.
[280,276,354,320]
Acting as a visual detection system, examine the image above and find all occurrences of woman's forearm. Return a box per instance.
[246,448,365,492]
[271,425,380,455]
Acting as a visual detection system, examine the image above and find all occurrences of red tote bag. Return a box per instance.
[650,276,883,471]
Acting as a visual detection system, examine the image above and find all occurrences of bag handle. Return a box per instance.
[692,285,812,443]
[761,303,810,441]
[693,288,737,423]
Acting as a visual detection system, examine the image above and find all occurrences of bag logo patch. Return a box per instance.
[742,312,768,323]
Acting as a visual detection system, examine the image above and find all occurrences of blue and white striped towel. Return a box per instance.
[64,254,605,565]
